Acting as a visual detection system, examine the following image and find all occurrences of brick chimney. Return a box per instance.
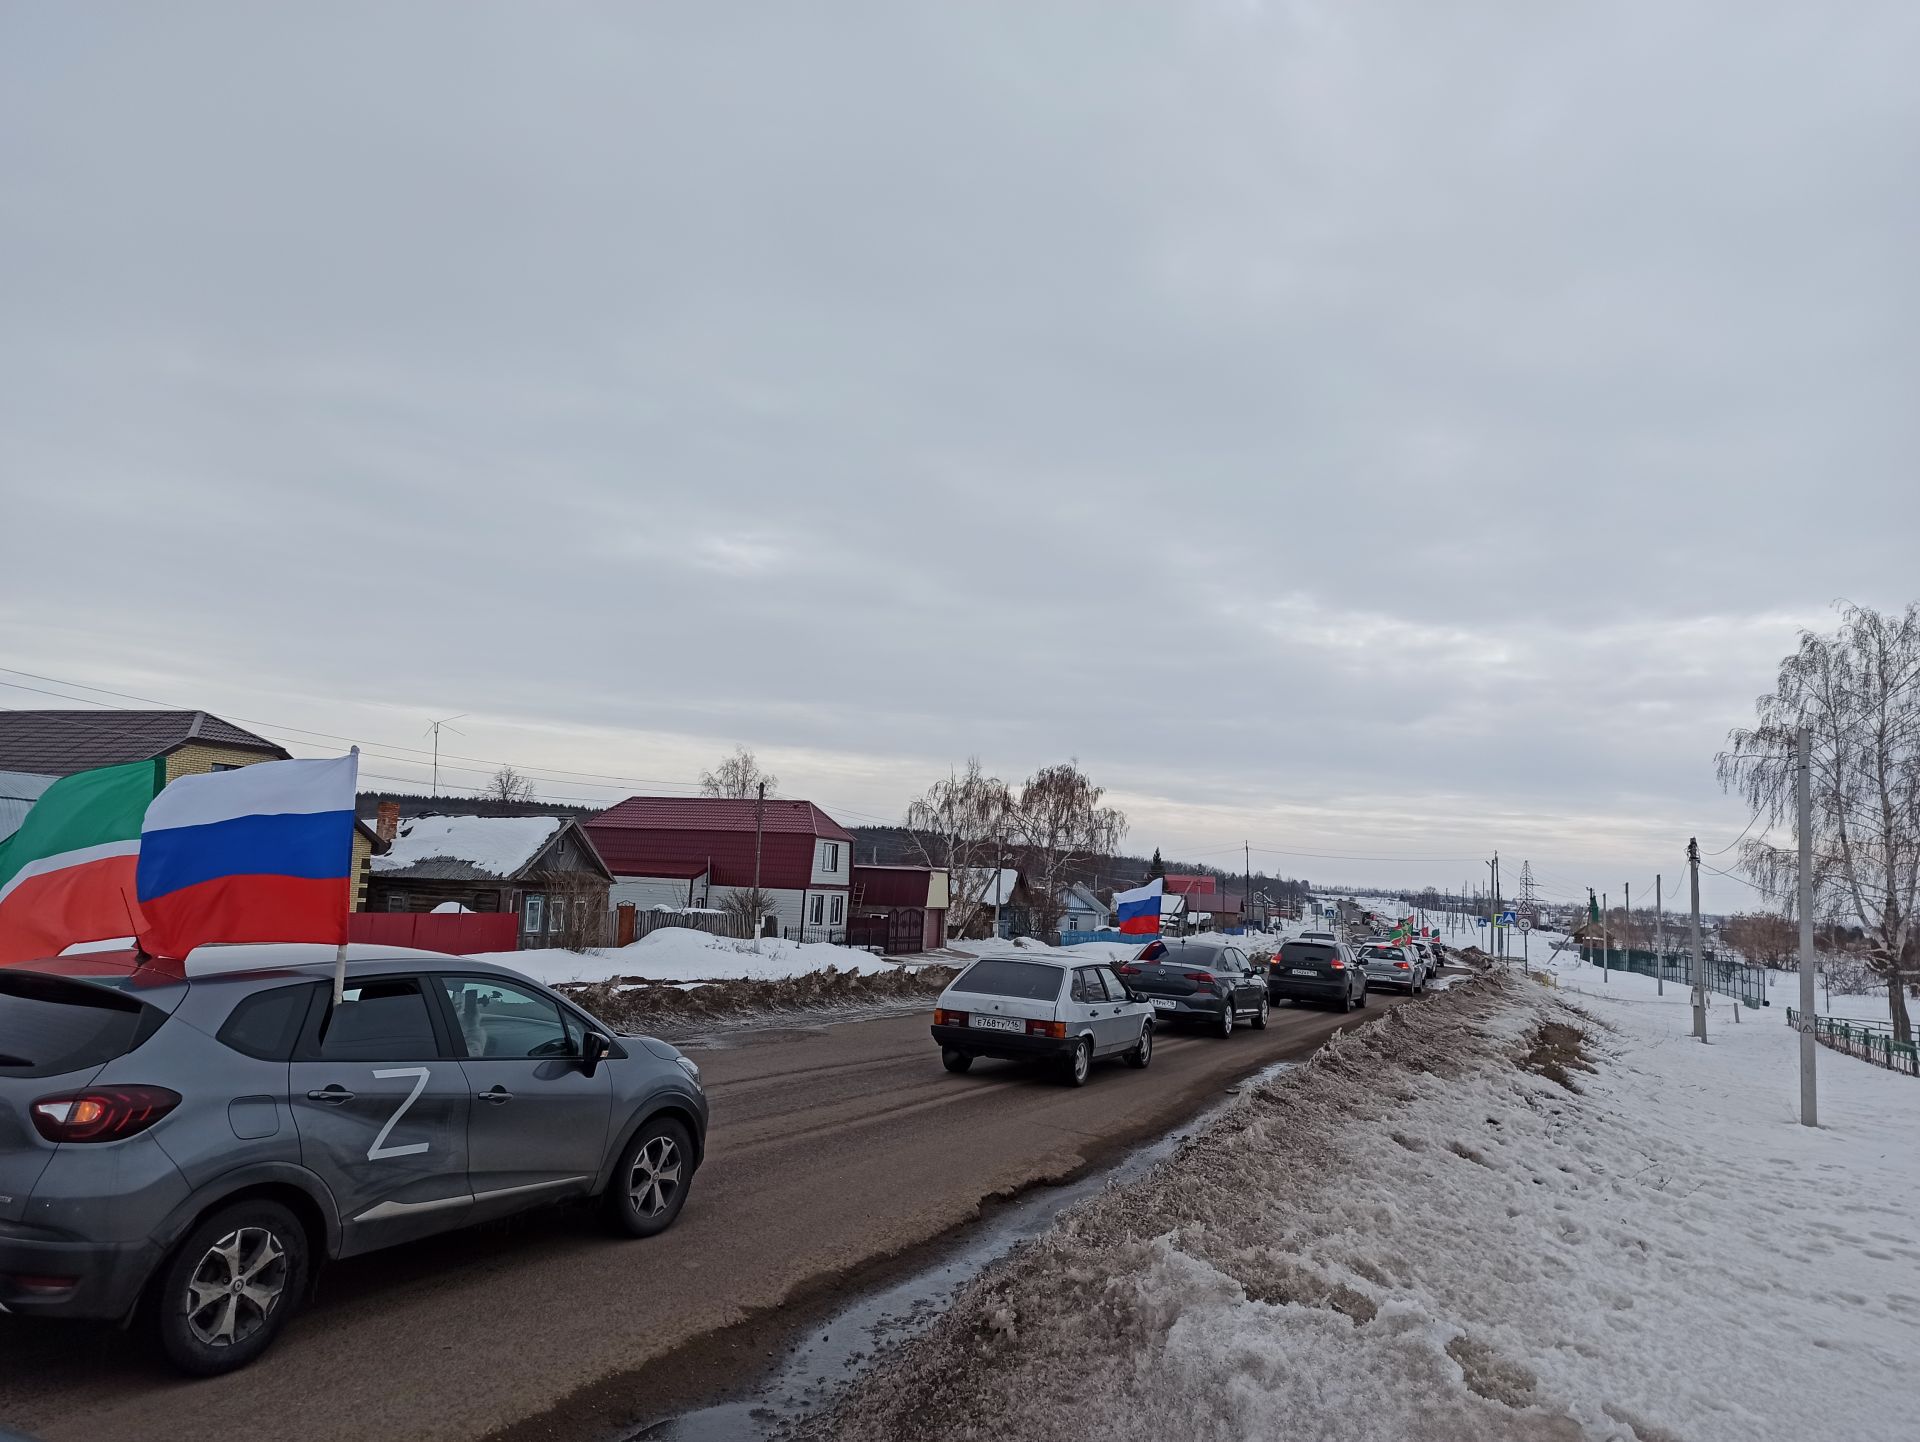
[376,800,401,845]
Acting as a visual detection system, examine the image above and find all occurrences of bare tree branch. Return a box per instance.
[700,747,777,800]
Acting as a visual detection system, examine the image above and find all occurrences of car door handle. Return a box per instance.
[306,1086,355,1104]
[476,1087,514,1104]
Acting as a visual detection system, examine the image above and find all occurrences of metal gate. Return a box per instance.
[847,909,925,955]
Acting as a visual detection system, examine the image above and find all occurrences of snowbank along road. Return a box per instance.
[0,985,1431,1442]
[792,971,1920,1442]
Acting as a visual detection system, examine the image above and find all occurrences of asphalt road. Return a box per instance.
[0,991,1418,1442]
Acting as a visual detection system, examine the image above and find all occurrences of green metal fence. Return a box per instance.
[1578,945,1768,1008]
[1786,1007,1920,1078]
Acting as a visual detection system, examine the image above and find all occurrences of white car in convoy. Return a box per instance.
[930,955,1155,1086]
[1359,941,1428,994]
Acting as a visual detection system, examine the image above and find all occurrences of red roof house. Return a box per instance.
[1164,874,1219,896]
[584,797,856,942]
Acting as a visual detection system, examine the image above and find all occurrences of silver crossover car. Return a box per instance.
[0,943,707,1375]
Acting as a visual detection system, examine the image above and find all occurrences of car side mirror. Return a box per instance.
[581,1029,611,1077]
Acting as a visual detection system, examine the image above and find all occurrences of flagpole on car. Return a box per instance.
[333,747,359,1006]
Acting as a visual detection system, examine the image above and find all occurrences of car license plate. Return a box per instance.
[1151,998,1175,1011]
[1290,968,1317,976]
[968,1014,1022,1033]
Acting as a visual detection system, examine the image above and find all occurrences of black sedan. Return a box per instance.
[1267,938,1368,1011]
[1112,938,1268,1036]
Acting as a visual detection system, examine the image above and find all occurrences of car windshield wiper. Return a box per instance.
[0,1053,32,1067]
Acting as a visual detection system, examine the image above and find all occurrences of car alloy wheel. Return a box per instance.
[184,1226,287,1350]
[1127,1022,1153,1069]
[1065,1037,1093,1086]
[629,1134,683,1219]
[606,1116,696,1238]
[1251,996,1269,1030]
[155,1199,309,1376]
[1216,1003,1235,1039]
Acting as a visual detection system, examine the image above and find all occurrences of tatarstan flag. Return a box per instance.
[0,759,162,963]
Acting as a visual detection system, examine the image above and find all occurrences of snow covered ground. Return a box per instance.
[800,964,1920,1442]
[471,927,921,986]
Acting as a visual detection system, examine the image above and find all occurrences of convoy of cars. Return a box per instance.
[0,902,1446,1378]
[0,944,706,1375]
[932,914,1453,1084]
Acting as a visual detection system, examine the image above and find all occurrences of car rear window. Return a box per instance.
[950,960,1064,1001]
[0,972,165,1079]
[1280,943,1336,963]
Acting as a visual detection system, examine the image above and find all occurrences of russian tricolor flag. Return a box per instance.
[1114,877,1163,936]
[136,753,359,960]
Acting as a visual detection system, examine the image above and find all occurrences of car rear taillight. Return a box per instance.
[1329,959,1345,970]
[934,1008,968,1027]
[30,1086,180,1143]
[1393,961,1410,971]
[1114,964,1141,976]
[1026,1019,1066,1039]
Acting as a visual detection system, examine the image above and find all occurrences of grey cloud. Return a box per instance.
[3,0,1915,911]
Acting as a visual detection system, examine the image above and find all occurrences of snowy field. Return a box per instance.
[471,927,920,986]
[800,964,1920,1442]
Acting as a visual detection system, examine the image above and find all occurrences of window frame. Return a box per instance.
[810,893,825,926]
[829,893,844,926]
[821,841,841,874]
[522,893,545,934]
[550,898,566,934]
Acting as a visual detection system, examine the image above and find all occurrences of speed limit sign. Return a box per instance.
[1518,918,1533,932]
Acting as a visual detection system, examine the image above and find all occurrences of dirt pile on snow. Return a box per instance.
[561,963,957,1030]
[791,972,1920,1442]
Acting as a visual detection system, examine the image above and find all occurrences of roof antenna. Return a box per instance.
[118,887,152,969]
[423,714,468,794]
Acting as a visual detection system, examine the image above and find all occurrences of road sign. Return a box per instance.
[1499,910,1517,925]
[1476,916,1488,927]
[1518,918,1533,932]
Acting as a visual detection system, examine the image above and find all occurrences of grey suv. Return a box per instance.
[0,944,708,1375]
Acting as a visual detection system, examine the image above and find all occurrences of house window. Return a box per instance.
[830,894,844,925]
[820,842,841,874]
[387,893,410,914]
[550,899,566,934]
[210,763,241,773]
[523,894,545,934]
[810,894,825,926]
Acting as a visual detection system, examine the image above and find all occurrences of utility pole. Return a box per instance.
[749,780,769,940]
[1654,874,1664,996]
[1245,841,1253,936]
[1602,891,1609,982]
[1489,854,1501,962]
[1689,837,1707,1041]
[1797,724,1817,1126]
[1624,880,1631,976]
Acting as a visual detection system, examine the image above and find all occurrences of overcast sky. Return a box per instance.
[3,2,1915,913]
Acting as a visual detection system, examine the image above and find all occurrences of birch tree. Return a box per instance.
[484,766,536,802]
[903,758,1012,939]
[700,747,777,800]
[1013,761,1127,944]
[1717,602,1920,1041]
